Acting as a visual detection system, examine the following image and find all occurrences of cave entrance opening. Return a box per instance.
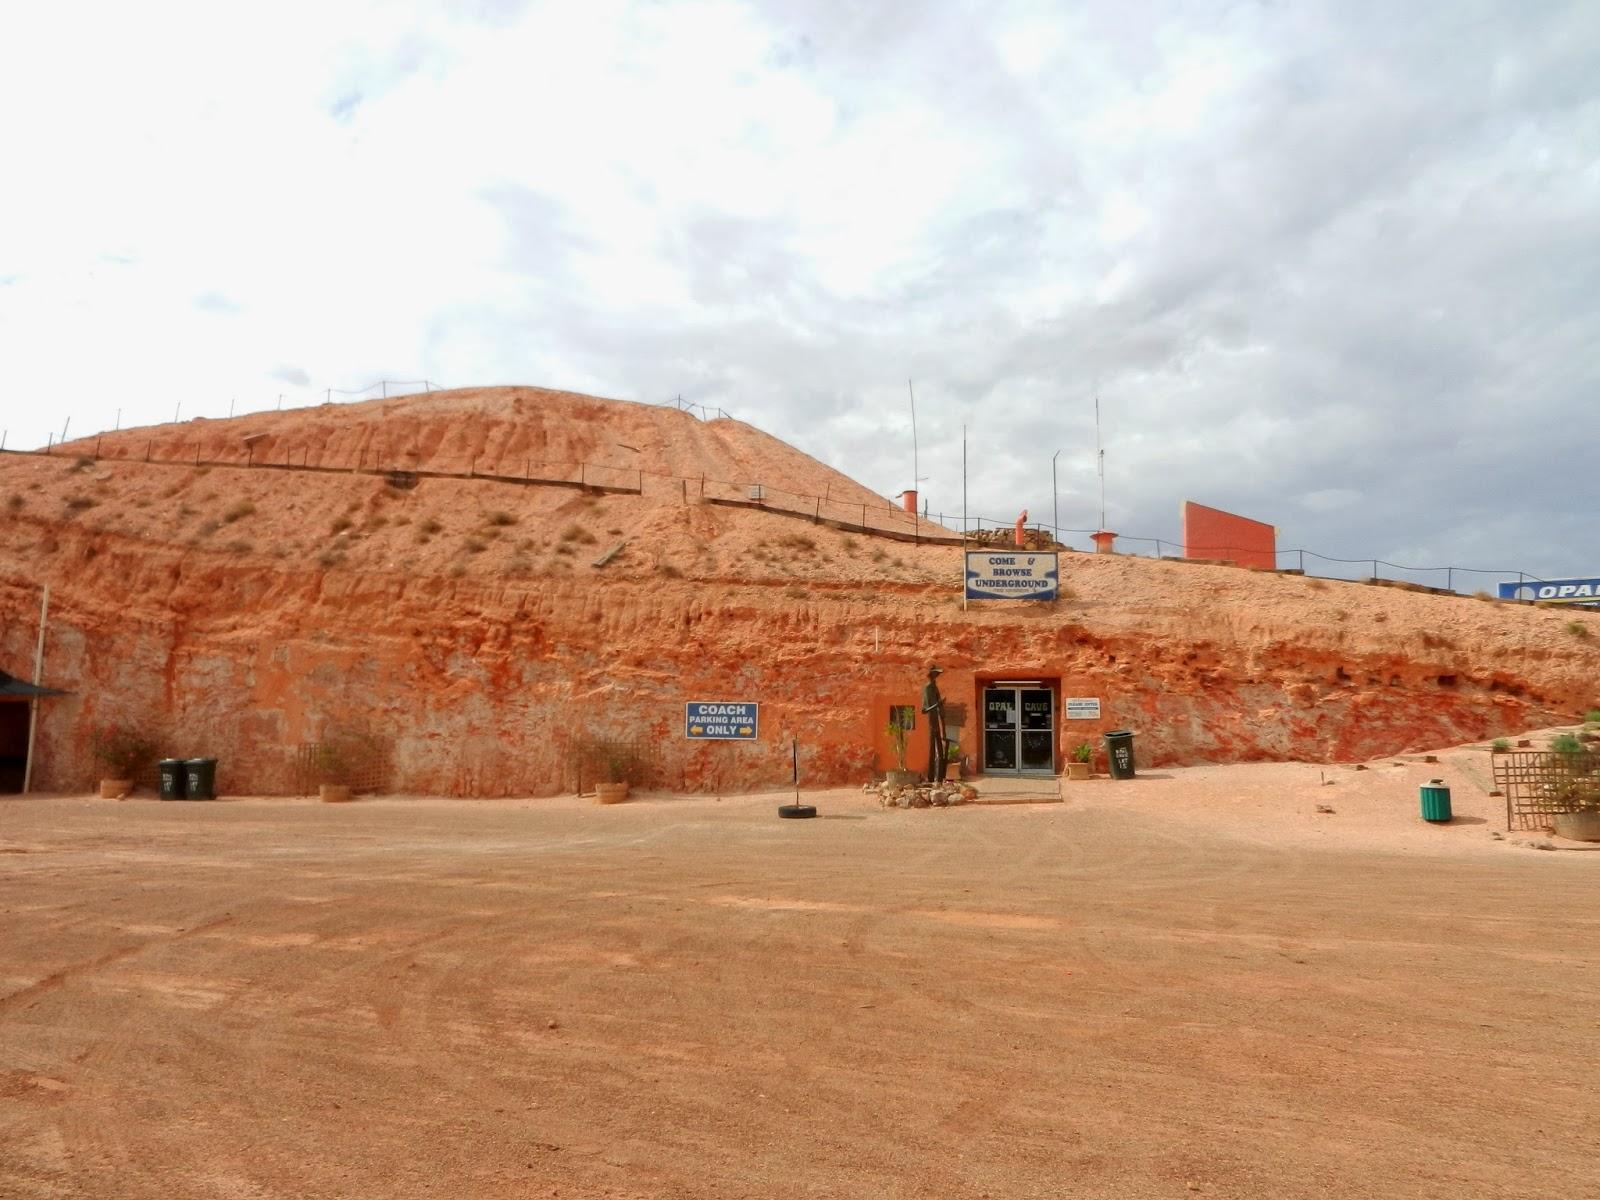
[0,702,30,793]
[980,683,1055,776]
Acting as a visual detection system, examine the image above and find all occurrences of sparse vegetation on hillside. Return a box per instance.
[464,537,487,554]
[70,456,94,473]
[6,493,23,511]
[64,495,97,512]
[560,523,597,545]
[330,516,353,534]
[1491,738,1510,752]
[785,585,808,599]
[1565,621,1590,638]
[658,562,682,578]
[776,533,816,553]
[486,510,517,527]
[1585,709,1600,724]
[419,517,442,535]
[222,500,255,523]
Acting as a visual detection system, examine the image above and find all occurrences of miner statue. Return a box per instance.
[922,664,947,784]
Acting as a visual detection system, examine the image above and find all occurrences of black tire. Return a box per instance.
[778,804,817,819]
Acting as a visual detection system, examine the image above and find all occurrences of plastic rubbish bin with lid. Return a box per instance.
[1420,779,1451,822]
[184,758,218,801]
[1103,730,1136,780]
[159,759,187,801]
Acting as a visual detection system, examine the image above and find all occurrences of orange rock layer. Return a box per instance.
[2,388,1595,795]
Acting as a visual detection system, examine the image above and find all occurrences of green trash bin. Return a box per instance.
[184,758,217,801]
[1104,730,1136,780]
[1420,779,1452,822]
[158,759,186,801]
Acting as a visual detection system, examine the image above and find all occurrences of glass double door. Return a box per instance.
[982,687,1055,775]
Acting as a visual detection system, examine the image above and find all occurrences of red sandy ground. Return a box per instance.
[2,737,1597,1200]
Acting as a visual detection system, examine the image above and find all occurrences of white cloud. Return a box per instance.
[0,0,1597,580]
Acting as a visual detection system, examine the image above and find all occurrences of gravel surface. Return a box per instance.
[2,773,1597,1199]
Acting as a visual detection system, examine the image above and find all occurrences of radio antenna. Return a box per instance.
[1095,394,1106,531]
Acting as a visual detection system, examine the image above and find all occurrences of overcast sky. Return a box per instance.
[2,1,1596,585]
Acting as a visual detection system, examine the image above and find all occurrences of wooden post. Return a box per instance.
[22,585,48,794]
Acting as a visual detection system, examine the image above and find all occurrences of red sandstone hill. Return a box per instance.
[1,386,1596,796]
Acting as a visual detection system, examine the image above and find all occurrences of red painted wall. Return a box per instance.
[1182,501,1276,570]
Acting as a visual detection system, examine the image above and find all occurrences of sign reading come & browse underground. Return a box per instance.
[965,551,1060,601]
[685,702,759,740]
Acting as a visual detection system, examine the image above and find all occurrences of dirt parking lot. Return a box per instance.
[2,768,1598,1199]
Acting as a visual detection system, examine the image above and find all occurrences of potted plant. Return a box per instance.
[946,739,968,780]
[595,745,630,804]
[313,742,353,803]
[89,723,156,799]
[1067,741,1093,781]
[884,717,918,788]
[1549,734,1600,841]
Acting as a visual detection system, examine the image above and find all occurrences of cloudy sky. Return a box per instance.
[3,0,1596,585]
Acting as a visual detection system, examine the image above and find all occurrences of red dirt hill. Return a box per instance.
[1,386,1596,796]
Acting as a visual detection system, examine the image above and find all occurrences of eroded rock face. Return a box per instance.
[2,387,1596,795]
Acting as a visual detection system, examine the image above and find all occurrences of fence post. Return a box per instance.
[1299,549,1305,572]
[1372,559,1379,579]
[1447,567,1453,593]
[95,436,102,458]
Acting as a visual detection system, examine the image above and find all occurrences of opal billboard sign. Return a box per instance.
[1497,578,1600,608]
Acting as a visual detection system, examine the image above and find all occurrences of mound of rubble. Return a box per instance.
[871,780,980,808]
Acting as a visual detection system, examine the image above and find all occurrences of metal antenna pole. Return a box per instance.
[962,424,969,613]
[1051,449,1061,543]
[908,380,919,544]
[1095,395,1106,530]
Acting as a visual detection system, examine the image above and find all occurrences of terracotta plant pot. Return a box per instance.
[319,783,353,804]
[1553,811,1600,842]
[99,778,133,799]
[595,781,629,804]
[1067,762,1091,781]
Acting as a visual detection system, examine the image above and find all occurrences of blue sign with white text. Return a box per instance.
[1497,578,1600,608]
[965,551,1060,601]
[685,702,759,740]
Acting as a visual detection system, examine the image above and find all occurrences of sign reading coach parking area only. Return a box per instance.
[965,551,1060,601]
[685,701,759,740]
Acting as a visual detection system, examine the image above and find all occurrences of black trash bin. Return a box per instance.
[184,758,217,801]
[159,758,187,801]
[1103,730,1136,780]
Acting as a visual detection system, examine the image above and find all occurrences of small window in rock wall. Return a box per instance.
[889,705,916,731]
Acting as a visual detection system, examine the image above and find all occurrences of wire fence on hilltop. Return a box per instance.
[0,431,1572,602]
